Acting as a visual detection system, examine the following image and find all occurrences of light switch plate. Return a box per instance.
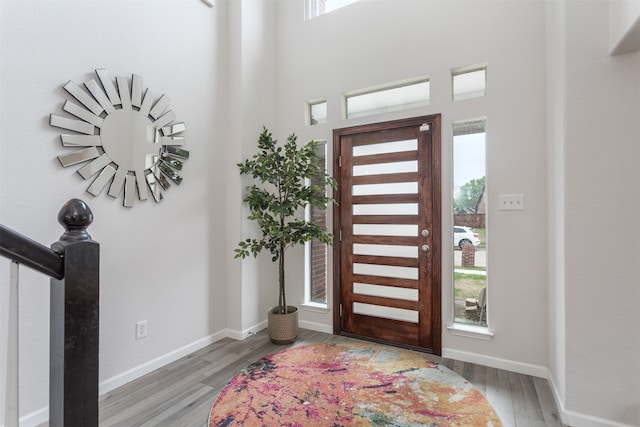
[499,194,524,210]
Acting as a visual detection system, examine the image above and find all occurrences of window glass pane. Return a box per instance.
[324,0,359,13]
[353,263,418,280]
[305,141,329,304]
[307,0,360,19]
[352,139,416,156]
[453,120,487,327]
[353,203,418,216]
[353,224,418,237]
[346,80,430,119]
[353,160,417,176]
[452,66,486,101]
[353,283,419,301]
[309,101,327,125]
[353,303,418,323]
[352,182,417,196]
[353,243,417,258]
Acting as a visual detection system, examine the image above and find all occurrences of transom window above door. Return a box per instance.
[306,0,360,19]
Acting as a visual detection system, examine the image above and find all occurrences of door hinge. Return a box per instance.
[340,304,343,317]
[339,229,342,242]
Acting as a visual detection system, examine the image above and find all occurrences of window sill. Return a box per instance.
[447,323,494,341]
[300,302,330,313]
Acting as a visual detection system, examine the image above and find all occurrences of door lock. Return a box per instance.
[421,244,430,253]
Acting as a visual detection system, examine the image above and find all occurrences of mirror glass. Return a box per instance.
[100,109,158,172]
[50,69,189,207]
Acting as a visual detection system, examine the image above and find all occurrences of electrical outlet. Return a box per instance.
[499,194,525,210]
[136,320,148,340]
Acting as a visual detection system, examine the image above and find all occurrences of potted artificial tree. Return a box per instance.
[235,128,337,344]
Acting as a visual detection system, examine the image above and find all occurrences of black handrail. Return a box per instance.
[0,198,99,427]
[0,224,64,279]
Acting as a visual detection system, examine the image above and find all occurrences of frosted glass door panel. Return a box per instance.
[353,263,418,280]
[354,283,419,301]
[353,160,417,176]
[353,244,418,258]
[352,182,417,196]
[353,203,418,215]
[353,139,417,156]
[353,224,418,236]
[353,303,419,323]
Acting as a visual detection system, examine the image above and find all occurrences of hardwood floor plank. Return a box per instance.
[485,367,517,426]
[533,376,564,427]
[138,383,214,427]
[100,358,212,422]
[452,359,466,377]
[513,372,546,423]
[444,358,455,370]
[472,363,487,394]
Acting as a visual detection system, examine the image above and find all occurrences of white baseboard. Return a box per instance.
[563,409,637,427]
[225,320,267,340]
[13,405,48,427]
[101,318,313,398]
[13,331,229,427]
[228,317,333,340]
[546,370,637,427]
[99,330,227,395]
[299,319,333,334]
[442,347,548,378]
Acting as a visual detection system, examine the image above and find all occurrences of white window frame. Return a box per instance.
[448,118,494,340]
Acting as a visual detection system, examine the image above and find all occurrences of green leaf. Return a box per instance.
[235,127,338,304]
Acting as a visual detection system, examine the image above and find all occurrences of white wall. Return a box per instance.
[274,0,549,370]
[223,0,280,338]
[560,1,640,425]
[546,0,568,412]
[0,0,225,423]
[548,0,640,425]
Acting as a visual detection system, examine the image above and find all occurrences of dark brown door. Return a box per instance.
[333,115,441,355]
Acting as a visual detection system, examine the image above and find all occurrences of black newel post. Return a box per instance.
[50,199,99,427]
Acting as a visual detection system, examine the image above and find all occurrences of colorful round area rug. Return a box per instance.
[208,342,502,426]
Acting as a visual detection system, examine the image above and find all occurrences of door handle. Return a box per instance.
[421,244,430,253]
[421,229,430,237]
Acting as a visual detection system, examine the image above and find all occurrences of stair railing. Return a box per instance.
[1,199,99,427]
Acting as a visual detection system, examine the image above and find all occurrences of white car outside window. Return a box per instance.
[454,226,480,248]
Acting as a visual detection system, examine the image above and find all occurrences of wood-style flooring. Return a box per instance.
[97,328,564,427]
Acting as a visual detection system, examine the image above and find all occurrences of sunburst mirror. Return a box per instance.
[50,69,189,207]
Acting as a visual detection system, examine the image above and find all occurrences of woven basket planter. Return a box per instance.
[267,306,299,345]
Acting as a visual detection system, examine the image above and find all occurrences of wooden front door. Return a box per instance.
[333,115,441,355]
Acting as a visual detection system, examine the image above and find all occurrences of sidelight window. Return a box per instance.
[305,141,329,305]
[452,119,488,327]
